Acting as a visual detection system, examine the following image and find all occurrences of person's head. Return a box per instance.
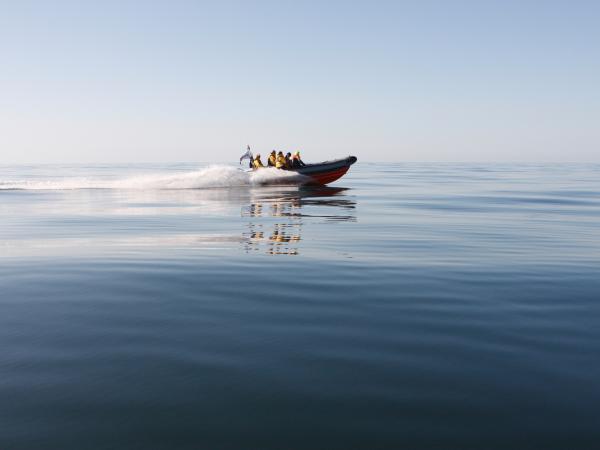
[286,152,291,157]
[256,153,260,158]
[294,151,300,157]
[278,151,283,156]
[271,150,276,155]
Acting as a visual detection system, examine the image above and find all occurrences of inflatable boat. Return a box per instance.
[292,156,357,185]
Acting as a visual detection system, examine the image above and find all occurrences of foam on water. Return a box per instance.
[0,165,308,190]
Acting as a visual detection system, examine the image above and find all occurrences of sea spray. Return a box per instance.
[0,165,309,190]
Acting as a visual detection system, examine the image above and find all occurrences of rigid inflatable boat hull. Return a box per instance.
[293,156,357,185]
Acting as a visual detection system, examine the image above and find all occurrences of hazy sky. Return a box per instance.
[1,0,599,163]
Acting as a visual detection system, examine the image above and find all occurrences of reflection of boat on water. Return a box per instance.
[243,186,356,256]
[244,186,356,220]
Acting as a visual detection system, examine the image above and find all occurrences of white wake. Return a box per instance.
[0,166,308,190]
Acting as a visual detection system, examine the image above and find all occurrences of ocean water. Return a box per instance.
[1,162,600,449]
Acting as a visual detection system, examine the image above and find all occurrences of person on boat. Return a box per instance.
[268,150,277,167]
[240,145,254,169]
[285,152,293,169]
[291,151,306,168]
[252,154,264,169]
[275,151,287,169]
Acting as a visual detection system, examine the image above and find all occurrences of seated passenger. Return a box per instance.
[275,151,287,169]
[291,151,306,168]
[268,150,277,167]
[285,152,292,169]
[252,154,264,169]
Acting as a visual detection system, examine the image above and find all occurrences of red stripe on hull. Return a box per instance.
[306,167,350,185]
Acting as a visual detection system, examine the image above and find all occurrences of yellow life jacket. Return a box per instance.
[268,154,277,166]
[276,155,286,169]
[253,158,264,169]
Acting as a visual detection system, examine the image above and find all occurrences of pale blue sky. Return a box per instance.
[1,0,599,163]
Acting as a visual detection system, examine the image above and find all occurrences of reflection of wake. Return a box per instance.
[242,186,356,256]
[1,184,356,257]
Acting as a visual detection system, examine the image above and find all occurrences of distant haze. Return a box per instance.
[1,1,599,163]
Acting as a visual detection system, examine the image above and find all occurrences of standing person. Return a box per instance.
[240,145,254,169]
[285,152,292,169]
[268,150,277,167]
[291,151,306,168]
[275,151,287,169]
[252,154,264,169]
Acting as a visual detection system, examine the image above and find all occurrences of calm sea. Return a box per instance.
[2,162,600,449]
